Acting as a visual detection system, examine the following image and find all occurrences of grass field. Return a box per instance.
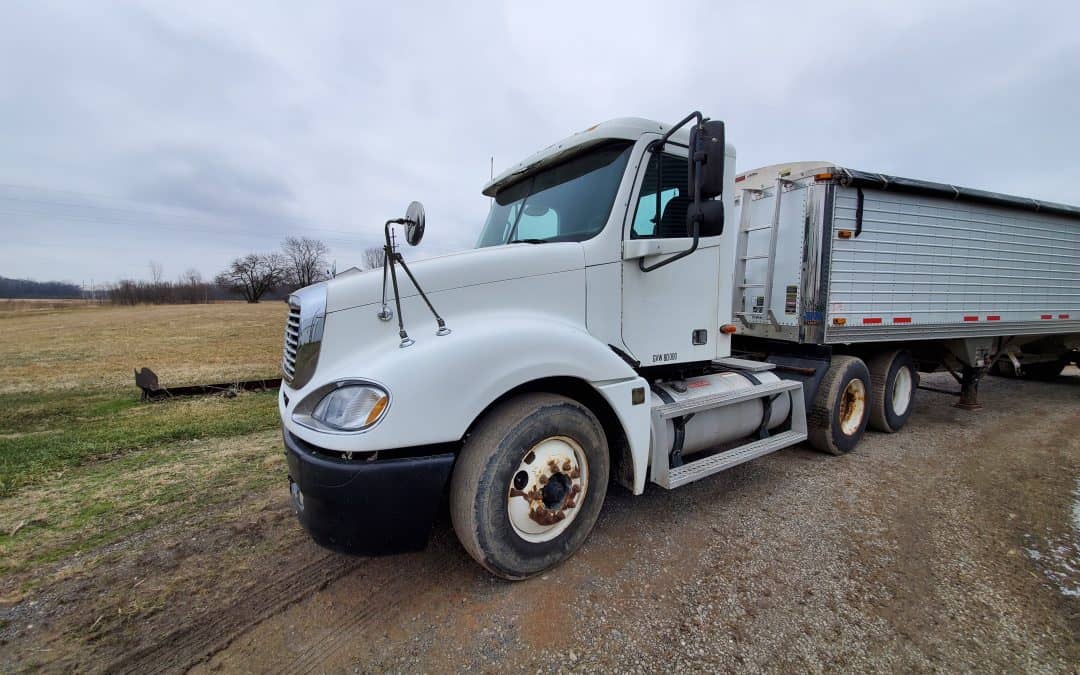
[0,302,285,594]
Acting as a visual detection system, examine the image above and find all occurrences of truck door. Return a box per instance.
[620,146,724,366]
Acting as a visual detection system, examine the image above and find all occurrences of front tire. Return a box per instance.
[867,350,917,433]
[450,393,609,580]
[807,355,871,455]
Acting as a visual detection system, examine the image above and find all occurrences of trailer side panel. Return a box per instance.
[823,186,1080,342]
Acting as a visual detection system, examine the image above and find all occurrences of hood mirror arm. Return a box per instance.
[379,217,451,348]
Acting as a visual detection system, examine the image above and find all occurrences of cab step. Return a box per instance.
[659,430,807,489]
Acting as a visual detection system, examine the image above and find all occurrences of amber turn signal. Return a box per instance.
[720,324,738,334]
[832,317,847,326]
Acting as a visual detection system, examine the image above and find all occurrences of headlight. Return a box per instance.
[293,382,390,432]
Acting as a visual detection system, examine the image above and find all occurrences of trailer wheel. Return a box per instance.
[992,354,1068,380]
[807,355,871,455]
[867,350,917,433]
[450,393,609,580]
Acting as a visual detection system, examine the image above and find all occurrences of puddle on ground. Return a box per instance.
[1024,478,1080,598]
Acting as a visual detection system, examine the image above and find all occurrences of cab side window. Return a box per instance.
[630,151,722,239]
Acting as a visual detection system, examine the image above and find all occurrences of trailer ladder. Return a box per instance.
[648,377,807,489]
[733,177,793,329]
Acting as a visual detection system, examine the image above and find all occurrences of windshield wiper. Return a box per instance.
[508,238,546,244]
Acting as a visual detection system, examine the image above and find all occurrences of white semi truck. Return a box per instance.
[279,112,1080,579]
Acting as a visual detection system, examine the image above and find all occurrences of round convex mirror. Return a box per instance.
[404,201,425,246]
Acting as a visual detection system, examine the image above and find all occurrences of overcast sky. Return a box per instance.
[2,0,1078,285]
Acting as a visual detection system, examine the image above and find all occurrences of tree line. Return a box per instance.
[0,276,83,299]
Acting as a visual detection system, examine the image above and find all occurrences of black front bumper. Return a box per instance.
[283,430,455,554]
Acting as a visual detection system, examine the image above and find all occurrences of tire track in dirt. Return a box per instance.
[272,557,422,675]
[201,530,480,675]
[106,549,370,674]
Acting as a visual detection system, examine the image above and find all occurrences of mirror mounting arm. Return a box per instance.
[379,216,451,348]
[639,111,706,273]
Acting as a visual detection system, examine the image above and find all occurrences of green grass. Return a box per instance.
[0,427,285,580]
[0,389,280,497]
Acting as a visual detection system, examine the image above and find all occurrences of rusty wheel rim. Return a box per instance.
[507,436,588,543]
[838,378,866,436]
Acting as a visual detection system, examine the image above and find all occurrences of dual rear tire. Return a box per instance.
[807,350,917,454]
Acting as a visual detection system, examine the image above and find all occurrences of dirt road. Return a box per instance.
[4,369,1079,672]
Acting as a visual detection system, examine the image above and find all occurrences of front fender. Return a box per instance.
[281,314,641,455]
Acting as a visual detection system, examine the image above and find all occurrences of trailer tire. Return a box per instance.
[450,393,609,580]
[867,350,917,433]
[1017,356,1069,380]
[807,355,871,455]
[992,354,1068,380]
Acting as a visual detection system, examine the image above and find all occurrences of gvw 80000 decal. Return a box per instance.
[652,352,678,363]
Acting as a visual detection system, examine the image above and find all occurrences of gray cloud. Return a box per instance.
[1,0,1078,284]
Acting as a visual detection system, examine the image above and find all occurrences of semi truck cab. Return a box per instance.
[279,113,814,578]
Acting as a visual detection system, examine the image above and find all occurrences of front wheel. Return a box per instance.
[450,393,609,580]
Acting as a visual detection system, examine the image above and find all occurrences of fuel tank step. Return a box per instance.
[657,430,807,489]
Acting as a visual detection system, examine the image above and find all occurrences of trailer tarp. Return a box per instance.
[838,168,1080,221]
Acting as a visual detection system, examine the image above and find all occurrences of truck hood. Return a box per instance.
[324,242,587,313]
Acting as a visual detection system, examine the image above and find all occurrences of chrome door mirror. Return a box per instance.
[404,201,425,246]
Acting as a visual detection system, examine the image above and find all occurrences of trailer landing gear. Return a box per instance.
[954,365,984,411]
[916,364,986,411]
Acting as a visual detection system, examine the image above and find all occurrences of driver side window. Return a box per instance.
[631,153,690,239]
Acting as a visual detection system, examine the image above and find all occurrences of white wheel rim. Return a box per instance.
[839,379,866,436]
[892,366,913,416]
[507,436,588,543]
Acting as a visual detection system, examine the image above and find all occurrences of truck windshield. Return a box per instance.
[476,141,634,247]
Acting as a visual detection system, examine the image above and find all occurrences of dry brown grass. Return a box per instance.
[0,301,286,394]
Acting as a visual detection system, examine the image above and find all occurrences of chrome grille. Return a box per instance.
[282,302,301,382]
[281,283,326,389]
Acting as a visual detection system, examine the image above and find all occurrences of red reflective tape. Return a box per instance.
[1061,314,1071,319]
[892,317,911,324]
[1041,314,1053,320]
[986,315,1000,321]
[862,317,882,325]
[963,316,979,322]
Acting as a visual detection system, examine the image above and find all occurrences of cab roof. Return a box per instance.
[482,117,734,197]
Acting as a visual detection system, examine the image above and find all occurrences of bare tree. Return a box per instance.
[361,246,386,271]
[149,260,164,283]
[179,268,206,304]
[181,268,203,286]
[215,253,287,303]
[282,237,330,290]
